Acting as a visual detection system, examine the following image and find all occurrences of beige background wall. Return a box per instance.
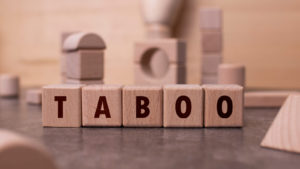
[0,0,300,89]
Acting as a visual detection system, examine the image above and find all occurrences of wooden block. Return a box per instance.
[123,86,163,127]
[203,84,243,127]
[0,129,58,169]
[135,39,186,64]
[261,95,300,153]
[202,31,222,52]
[65,50,104,80]
[163,85,203,127]
[42,84,84,127]
[200,8,222,30]
[134,64,185,85]
[0,74,19,97]
[82,85,122,127]
[65,78,104,85]
[245,91,299,108]
[202,53,222,74]
[218,64,246,87]
[63,32,106,51]
[26,89,42,105]
[201,74,218,84]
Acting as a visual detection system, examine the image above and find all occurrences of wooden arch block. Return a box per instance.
[63,32,106,51]
[0,130,58,169]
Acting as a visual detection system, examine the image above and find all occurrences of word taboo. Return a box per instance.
[42,84,243,128]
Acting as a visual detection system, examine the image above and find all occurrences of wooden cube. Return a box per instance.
[163,85,203,127]
[203,84,243,127]
[65,78,104,85]
[134,39,186,85]
[202,53,222,74]
[65,49,104,80]
[42,84,84,127]
[202,31,222,52]
[123,86,163,127]
[200,8,222,30]
[201,74,218,84]
[26,89,42,105]
[82,85,122,127]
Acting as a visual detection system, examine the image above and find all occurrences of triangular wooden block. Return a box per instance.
[261,94,300,153]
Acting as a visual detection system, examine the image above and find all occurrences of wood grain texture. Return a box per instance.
[1,0,300,89]
[42,84,84,127]
[163,84,203,127]
[0,74,20,97]
[82,85,122,127]
[65,50,104,80]
[0,129,58,169]
[261,95,300,153]
[218,64,245,87]
[122,85,163,127]
[244,91,299,108]
[26,89,42,105]
[203,84,243,127]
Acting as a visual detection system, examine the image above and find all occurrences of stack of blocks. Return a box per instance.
[200,8,223,84]
[134,39,186,85]
[42,84,243,128]
[62,32,106,85]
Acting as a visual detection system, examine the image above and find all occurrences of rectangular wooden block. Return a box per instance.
[122,86,163,127]
[134,64,186,85]
[201,74,218,84]
[244,91,299,108]
[163,85,203,127]
[65,78,104,85]
[202,53,222,74]
[202,31,222,52]
[82,85,122,127]
[200,8,222,30]
[66,49,104,80]
[42,84,84,127]
[203,84,243,127]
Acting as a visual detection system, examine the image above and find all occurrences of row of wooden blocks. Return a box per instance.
[42,84,243,128]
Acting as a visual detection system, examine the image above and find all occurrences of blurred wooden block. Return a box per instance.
[202,31,222,52]
[134,39,186,85]
[82,85,122,127]
[261,95,300,153]
[218,64,246,87]
[200,8,222,30]
[0,74,19,97]
[42,84,84,127]
[135,64,185,85]
[65,78,103,85]
[65,50,104,80]
[245,91,299,108]
[26,89,42,105]
[203,84,243,127]
[0,129,58,169]
[202,53,222,74]
[201,74,218,84]
[63,32,106,51]
[122,86,163,127]
[163,85,203,127]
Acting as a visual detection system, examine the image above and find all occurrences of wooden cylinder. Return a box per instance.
[26,89,42,105]
[0,74,20,97]
[0,130,57,169]
[218,64,246,87]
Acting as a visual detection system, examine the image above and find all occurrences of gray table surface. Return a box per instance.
[0,92,299,169]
